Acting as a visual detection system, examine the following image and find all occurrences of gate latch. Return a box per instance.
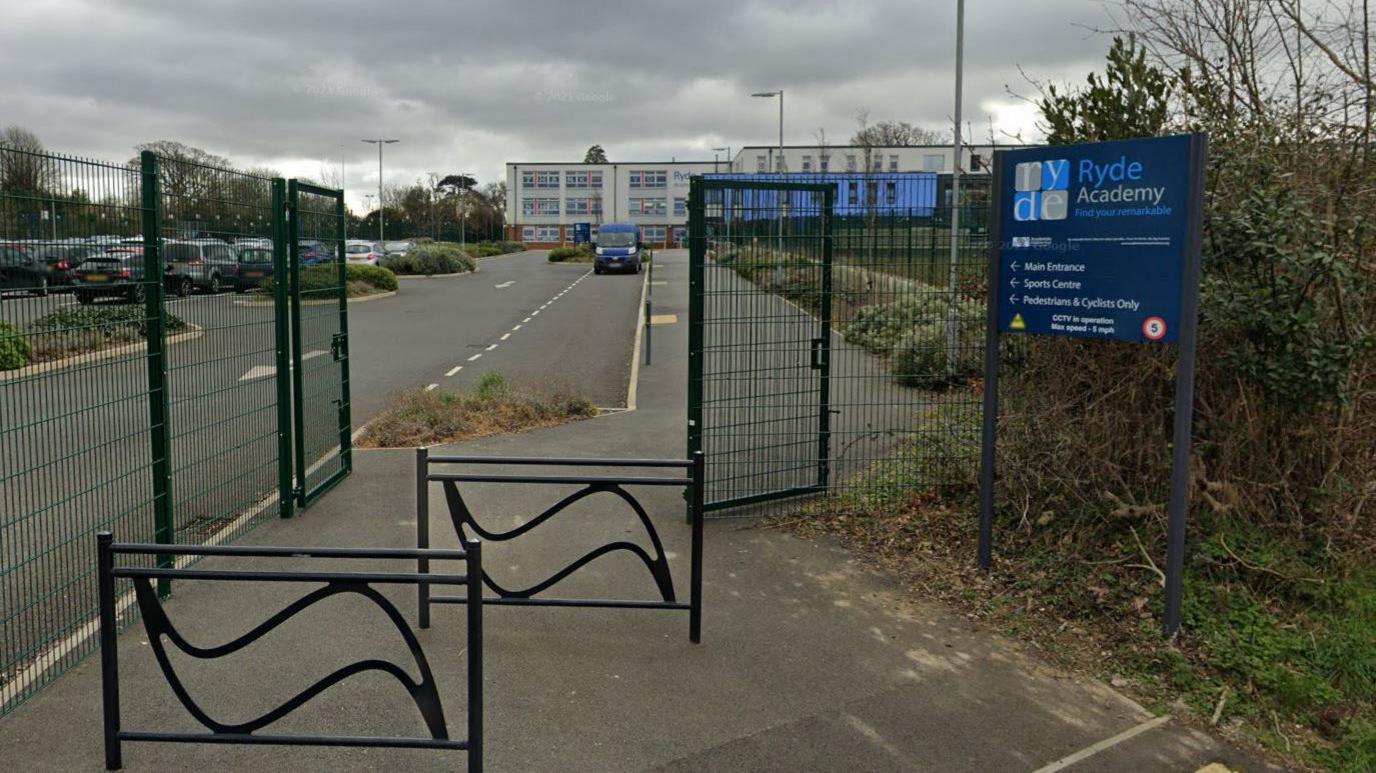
[810,338,825,370]
[330,333,346,362]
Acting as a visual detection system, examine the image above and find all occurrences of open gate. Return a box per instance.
[286,181,353,508]
[687,178,834,512]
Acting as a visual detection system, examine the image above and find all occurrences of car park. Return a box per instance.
[233,246,275,292]
[0,245,53,297]
[345,240,385,266]
[164,239,238,293]
[592,223,643,274]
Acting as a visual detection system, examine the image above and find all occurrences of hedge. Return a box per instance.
[547,244,594,262]
[383,243,475,275]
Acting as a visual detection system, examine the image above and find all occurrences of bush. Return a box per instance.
[890,320,983,390]
[846,296,982,356]
[264,264,398,296]
[383,243,474,276]
[358,371,596,447]
[22,305,187,364]
[0,321,32,370]
[547,244,593,262]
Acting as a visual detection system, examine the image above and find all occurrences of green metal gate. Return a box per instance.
[688,178,835,511]
[287,181,352,508]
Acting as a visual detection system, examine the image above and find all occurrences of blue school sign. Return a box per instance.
[996,134,1196,344]
[981,133,1208,640]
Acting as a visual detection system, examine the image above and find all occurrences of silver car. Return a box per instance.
[164,239,238,294]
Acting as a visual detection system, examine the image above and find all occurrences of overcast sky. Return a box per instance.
[3,0,1115,211]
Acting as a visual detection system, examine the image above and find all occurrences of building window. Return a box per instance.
[522,170,559,189]
[629,170,667,188]
[522,225,536,241]
[629,197,666,216]
[521,171,535,188]
[871,155,883,172]
[536,225,560,242]
[819,155,830,172]
[847,181,859,204]
[756,155,767,172]
[565,170,603,189]
[801,155,812,172]
[640,225,667,243]
[846,154,857,172]
[673,197,686,217]
[885,181,897,205]
[566,198,593,215]
[888,154,899,171]
[923,154,944,172]
[521,197,560,216]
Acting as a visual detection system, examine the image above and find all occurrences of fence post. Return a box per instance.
[272,179,294,519]
[334,194,354,475]
[287,181,305,505]
[140,151,173,598]
[644,298,652,366]
[417,447,430,629]
[689,451,704,644]
[466,539,484,772]
[98,532,122,771]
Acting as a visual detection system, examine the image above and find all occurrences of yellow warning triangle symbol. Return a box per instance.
[1010,313,1027,331]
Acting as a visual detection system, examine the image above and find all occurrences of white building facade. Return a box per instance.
[504,161,717,248]
[505,144,1011,248]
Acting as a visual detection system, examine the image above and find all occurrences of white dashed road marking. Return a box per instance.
[445,365,462,377]
[425,383,438,391]
[500,333,510,341]
[485,344,498,351]
[467,353,483,362]
[494,281,514,289]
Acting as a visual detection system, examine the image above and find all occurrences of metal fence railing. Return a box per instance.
[689,174,991,515]
[0,146,350,717]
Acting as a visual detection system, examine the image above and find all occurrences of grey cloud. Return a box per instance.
[1,0,1113,208]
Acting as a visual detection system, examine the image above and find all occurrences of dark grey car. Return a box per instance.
[0,245,51,297]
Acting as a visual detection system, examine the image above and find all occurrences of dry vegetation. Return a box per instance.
[357,371,597,448]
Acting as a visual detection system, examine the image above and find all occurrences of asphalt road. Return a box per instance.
[348,250,642,416]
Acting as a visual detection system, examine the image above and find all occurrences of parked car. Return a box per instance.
[593,223,643,274]
[234,237,272,250]
[344,240,385,266]
[298,240,336,266]
[233,246,275,292]
[29,242,103,286]
[0,245,53,297]
[383,240,416,257]
[71,251,151,304]
[164,239,238,293]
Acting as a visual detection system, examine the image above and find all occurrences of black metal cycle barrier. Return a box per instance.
[415,450,704,643]
[97,532,483,771]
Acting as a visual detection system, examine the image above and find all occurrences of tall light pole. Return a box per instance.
[361,138,398,246]
[944,0,965,380]
[457,172,475,247]
[751,91,785,261]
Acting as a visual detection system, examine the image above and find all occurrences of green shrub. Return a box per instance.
[547,244,593,262]
[498,241,527,253]
[846,296,983,355]
[0,321,32,370]
[891,319,983,389]
[383,243,474,275]
[264,264,398,296]
[22,305,186,364]
[474,370,508,400]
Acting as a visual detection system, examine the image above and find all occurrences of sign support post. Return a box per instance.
[977,134,1207,639]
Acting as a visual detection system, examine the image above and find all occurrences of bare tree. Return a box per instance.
[0,126,55,194]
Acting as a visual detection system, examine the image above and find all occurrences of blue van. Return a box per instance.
[593,223,642,275]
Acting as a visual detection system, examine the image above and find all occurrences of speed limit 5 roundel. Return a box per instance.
[1142,316,1168,341]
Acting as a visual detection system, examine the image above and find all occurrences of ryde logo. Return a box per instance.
[1012,159,1069,222]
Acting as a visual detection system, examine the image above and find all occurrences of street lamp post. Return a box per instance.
[712,146,731,173]
[944,0,965,381]
[751,90,785,262]
[361,138,398,247]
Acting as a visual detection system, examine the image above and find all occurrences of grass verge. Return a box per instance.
[357,371,597,448]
